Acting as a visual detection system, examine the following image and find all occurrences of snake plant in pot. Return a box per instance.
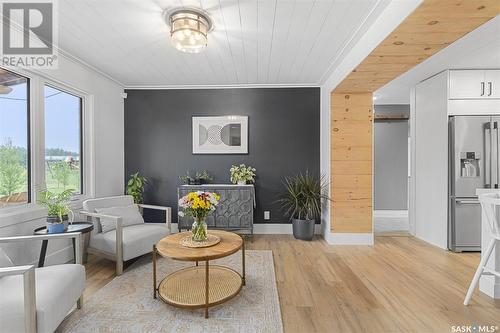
[276,172,329,240]
[37,189,74,233]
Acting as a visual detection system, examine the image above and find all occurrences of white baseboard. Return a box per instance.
[253,223,322,235]
[373,210,408,218]
[414,234,447,250]
[324,232,374,245]
[171,222,321,235]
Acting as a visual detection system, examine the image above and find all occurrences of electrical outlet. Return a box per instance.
[264,211,270,220]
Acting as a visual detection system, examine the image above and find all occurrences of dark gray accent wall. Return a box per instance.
[374,104,409,210]
[124,88,320,224]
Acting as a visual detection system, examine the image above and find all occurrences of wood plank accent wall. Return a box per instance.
[329,0,499,234]
[331,93,373,233]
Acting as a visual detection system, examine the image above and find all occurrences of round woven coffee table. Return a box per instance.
[153,230,245,318]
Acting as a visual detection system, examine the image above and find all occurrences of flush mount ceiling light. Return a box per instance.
[167,8,213,54]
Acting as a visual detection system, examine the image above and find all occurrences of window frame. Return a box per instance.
[43,83,85,195]
[0,66,93,217]
[0,68,31,206]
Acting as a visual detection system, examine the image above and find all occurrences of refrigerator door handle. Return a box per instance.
[493,122,499,188]
[485,122,491,188]
[456,199,480,204]
[496,122,500,188]
[481,82,485,96]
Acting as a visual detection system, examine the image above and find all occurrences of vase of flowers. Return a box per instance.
[230,164,256,185]
[191,219,208,241]
[178,191,220,241]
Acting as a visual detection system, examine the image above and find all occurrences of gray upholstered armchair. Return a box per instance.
[0,232,85,333]
[80,195,171,275]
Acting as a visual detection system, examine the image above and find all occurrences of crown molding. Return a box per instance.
[124,83,320,90]
[0,17,125,88]
[56,48,126,88]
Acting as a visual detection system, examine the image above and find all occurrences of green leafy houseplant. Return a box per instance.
[38,188,74,223]
[276,172,329,240]
[126,172,148,204]
[179,170,213,185]
[230,164,256,184]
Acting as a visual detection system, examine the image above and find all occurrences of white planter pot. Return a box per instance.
[237,180,246,185]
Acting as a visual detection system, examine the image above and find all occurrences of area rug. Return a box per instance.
[58,250,283,333]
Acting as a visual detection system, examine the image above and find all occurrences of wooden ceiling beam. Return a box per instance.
[334,0,500,94]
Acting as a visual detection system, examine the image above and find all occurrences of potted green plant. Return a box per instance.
[37,189,74,233]
[126,172,147,204]
[179,170,213,185]
[276,172,329,241]
[230,164,256,185]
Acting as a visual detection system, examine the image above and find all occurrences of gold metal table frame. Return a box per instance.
[153,230,245,318]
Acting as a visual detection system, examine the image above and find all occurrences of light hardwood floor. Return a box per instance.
[83,235,500,333]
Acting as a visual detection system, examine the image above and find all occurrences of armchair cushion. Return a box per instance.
[0,264,85,333]
[95,204,144,233]
[83,195,135,233]
[89,224,168,261]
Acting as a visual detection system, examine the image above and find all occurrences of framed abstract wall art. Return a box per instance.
[192,116,248,154]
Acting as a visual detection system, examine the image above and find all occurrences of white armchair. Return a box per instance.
[0,232,85,333]
[81,195,171,275]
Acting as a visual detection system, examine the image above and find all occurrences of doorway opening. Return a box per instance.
[373,104,410,235]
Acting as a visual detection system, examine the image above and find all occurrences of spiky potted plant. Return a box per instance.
[276,172,329,241]
[38,189,74,233]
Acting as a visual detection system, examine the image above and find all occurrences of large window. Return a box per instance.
[0,70,29,208]
[0,68,86,211]
[44,85,83,194]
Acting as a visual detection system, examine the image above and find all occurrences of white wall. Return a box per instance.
[0,53,124,265]
[413,71,449,249]
[320,0,421,244]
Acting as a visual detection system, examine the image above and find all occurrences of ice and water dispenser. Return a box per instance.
[460,151,480,178]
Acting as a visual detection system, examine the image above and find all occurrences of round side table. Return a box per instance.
[34,222,93,267]
[153,230,245,318]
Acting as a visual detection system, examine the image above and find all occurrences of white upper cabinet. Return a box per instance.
[485,70,500,98]
[449,70,500,99]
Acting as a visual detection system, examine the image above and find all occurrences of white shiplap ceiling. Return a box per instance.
[56,0,385,87]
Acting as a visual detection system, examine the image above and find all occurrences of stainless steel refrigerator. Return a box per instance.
[449,115,500,252]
